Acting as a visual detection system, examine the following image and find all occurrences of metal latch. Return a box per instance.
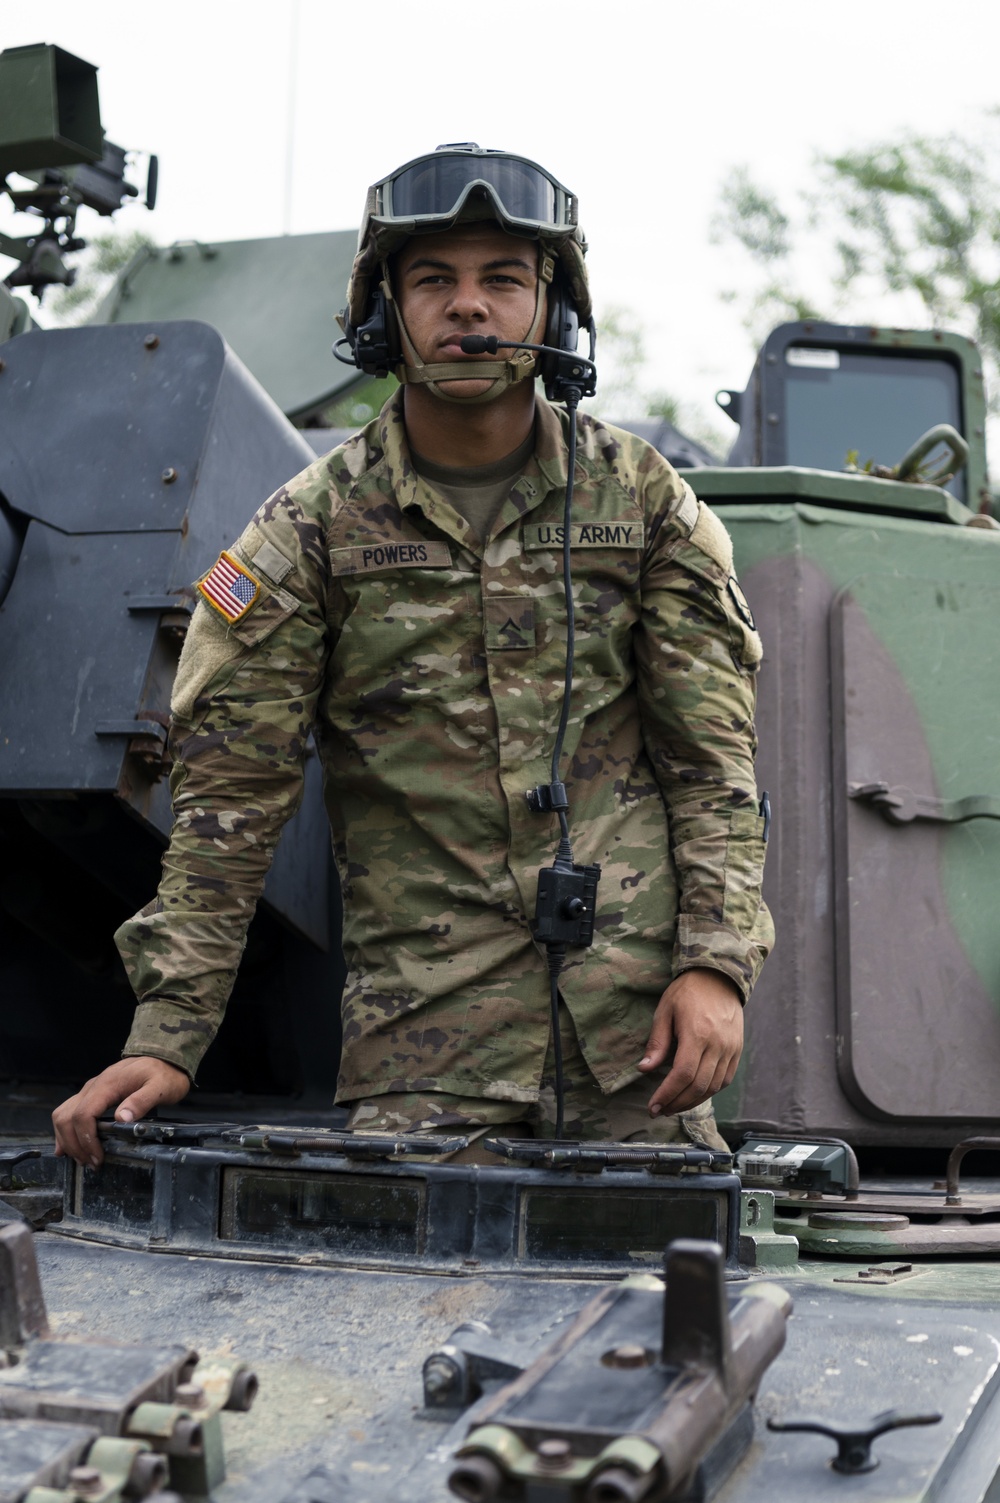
[849,782,1000,824]
[767,1408,941,1474]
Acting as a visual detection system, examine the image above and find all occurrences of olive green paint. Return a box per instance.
[0,44,103,176]
[92,231,361,422]
[681,465,974,526]
[703,482,1000,1025]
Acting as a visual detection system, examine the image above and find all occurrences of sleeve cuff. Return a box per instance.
[673,910,773,1003]
[121,1002,215,1082]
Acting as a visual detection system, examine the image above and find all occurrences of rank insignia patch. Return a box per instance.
[198,551,261,623]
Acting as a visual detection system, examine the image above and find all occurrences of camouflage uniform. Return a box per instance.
[117,391,773,1119]
[344,1000,729,1161]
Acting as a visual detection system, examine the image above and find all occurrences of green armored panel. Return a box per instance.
[0,44,103,176]
[831,574,1000,1118]
[725,322,990,514]
[694,468,1000,1144]
[94,231,361,421]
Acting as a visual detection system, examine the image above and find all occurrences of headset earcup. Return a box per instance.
[382,287,401,368]
[541,274,581,401]
[347,284,400,378]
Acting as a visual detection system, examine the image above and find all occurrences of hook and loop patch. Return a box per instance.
[198,550,262,623]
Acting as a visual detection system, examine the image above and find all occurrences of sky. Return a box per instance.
[4,0,1000,442]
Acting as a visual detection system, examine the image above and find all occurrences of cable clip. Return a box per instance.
[526,781,569,814]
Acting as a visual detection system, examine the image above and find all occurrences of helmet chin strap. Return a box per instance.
[389,255,553,405]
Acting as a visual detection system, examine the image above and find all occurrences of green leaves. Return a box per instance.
[714,166,792,265]
[715,120,1000,414]
[48,229,156,325]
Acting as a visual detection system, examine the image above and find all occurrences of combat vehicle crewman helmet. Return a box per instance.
[341,143,591,402]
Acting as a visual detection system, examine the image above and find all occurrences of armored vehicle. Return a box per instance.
[2,40,1000,1503]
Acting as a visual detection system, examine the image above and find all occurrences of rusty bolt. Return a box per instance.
[0,358,5,373]
[424,1357,459,1398]
[175,1381,206,1408]
[161,467,177,484]
[144,333,160,350]
[603,1342,649,1369]
[536,1438,572,1471]
[128,737,166,774]
[68,1467,102,1495]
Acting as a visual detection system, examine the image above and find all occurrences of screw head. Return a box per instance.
[68,1467,102,1495]
[144,333,160,350]
[536,1438,572,1471]
[175,1381,206,1408]
[161,467,178,484]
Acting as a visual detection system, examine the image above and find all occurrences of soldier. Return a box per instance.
[53,145,773,1167]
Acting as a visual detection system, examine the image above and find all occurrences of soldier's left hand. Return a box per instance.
[637,968,743,1115]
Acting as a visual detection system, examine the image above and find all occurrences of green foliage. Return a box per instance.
[712,168,829,342]
[714,120,1000,410]
[588,304,725,457]
[587,304,648,416]
[47,229,156,325]
[715,166,791,264]
[319,374,399,429]
[824,131,1000,377]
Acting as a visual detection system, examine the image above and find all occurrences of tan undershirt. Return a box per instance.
[411,428,535,548]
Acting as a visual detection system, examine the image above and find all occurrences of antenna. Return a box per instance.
[282,0,301,236]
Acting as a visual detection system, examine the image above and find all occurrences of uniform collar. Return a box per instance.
[377,388,574,530]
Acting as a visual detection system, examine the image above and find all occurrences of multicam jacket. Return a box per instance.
[118,392,774,1102]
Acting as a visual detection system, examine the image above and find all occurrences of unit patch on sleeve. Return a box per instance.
[198,550,262,623]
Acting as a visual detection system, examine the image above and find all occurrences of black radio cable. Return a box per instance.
[544,387,579,1141]
[460,335,599,1142]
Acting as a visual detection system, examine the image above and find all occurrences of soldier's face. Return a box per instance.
[395,224,540,400]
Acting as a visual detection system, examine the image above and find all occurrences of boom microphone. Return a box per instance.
[459,333,597,403]
[459,335,502,354]
[460,334,594,374]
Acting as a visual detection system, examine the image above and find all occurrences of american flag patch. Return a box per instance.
[198,550,261,623]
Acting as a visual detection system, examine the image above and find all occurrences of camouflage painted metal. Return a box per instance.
[702,325,1000,1145]
[116,391,772,1104]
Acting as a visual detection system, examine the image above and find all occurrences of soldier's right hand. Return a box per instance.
[52,1057,191,1167]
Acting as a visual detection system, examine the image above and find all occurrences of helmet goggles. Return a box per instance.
[341,141,593,389]
[363,143,579,249]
